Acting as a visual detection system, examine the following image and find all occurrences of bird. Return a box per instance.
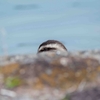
[37,40,67,53]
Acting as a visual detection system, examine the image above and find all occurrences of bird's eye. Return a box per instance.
[44,48,47,51]
[47,48,50,50]
[44,48,50,51]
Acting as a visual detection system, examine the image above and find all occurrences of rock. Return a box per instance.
[0,50,100,100]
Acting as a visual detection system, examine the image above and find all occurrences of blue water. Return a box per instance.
[0,0,100,55]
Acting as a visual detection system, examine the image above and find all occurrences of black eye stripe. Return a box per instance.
[39,47,56,52]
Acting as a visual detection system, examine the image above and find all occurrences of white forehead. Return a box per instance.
[38,43,67,52]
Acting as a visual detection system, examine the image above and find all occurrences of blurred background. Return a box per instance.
[0,0,100,56]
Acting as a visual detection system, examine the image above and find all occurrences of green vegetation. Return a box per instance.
[5,76,22,88]
[62,95,70,100]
